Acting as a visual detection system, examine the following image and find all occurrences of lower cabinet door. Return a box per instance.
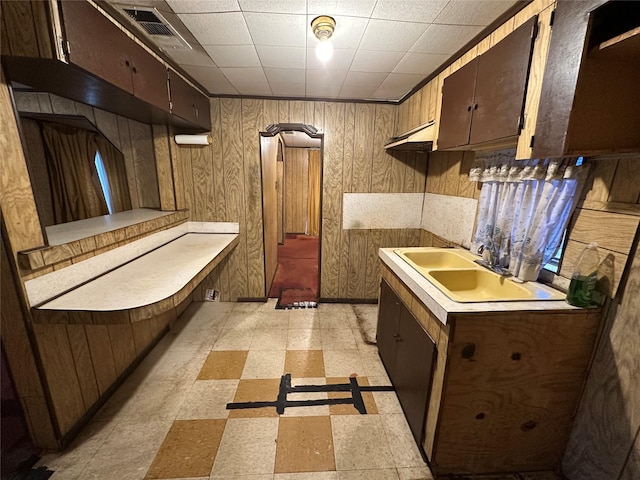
[376,280,401,374]
[394,304,437,445]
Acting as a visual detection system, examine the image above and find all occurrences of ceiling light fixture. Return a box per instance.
[311,15,335,62]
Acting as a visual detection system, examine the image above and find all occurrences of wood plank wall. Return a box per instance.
[559,156,640,297]
[0,0,55,59]
[172,99,427,301]
[560,156,640,480]
[417,150,481,248]
[14,91,161,212]
[1,239,57,448]
[284,147,309,234]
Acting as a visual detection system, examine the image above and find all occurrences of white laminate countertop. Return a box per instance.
[379,247,580,325]
[45,208,175,245]
[39,233,237,311]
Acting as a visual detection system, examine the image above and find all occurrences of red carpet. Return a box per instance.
[269,234,319,299]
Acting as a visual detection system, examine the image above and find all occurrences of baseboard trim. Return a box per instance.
[319,298,378,304]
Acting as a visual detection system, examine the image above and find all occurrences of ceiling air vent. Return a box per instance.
[118,6,191,50]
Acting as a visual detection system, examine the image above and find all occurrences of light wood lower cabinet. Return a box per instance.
[378,264,601,476]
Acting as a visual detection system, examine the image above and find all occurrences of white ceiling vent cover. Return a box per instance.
[118,6,191,50]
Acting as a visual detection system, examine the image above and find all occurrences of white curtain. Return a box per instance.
[470,155,589,281]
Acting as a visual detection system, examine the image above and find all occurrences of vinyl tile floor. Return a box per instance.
[36,301,562,480]
[37,301,433,480]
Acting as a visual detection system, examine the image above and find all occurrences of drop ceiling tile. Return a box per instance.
[370,82,413,100]
[308,0,377,18]
[244,12,307,47]
[434,0,518,26]
[305,15,368,50]
[271,83,306,97]
[235,82,273,96]
[166,48,216,67]
[371,0,449,23]
[305,83,342,98]
[306,69,348,87]
[380,72,425,89]
[375,72,425,98]
[166,0,240,13]
[343,71,388,87]
[221,67,269,86]
[359,19,428,52]
[256,45,306,69]
[204,45,260,68]
[183,65,238,95]
[350,50,404,73]
[179,12,251,45]
[306,48,356,71]
[239,0,306,14]
[338,85,378,99]
[393,52,449,75]
[264,68,306,85]
[410,24,484,54]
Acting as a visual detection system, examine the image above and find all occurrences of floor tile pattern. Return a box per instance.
[35,301,561,480]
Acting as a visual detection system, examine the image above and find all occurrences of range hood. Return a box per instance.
[384,121,435,152]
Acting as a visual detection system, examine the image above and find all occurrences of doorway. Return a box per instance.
[260,124,322,307]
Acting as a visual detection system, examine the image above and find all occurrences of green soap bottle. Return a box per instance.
[566,242,599,308]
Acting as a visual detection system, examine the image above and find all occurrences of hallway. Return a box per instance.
[36,300,431,479]
[268,234,319,301]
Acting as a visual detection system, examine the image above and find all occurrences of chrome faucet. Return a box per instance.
[476,243,512,277]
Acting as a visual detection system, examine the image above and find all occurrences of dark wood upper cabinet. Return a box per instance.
[169,69,211,131]
[533,0,640,157]
[2,0,210,132]
[437,58,477,149]
[61,1,169,113]
[438,16,537,151]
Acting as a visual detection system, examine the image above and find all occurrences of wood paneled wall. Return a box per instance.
[32,307,175,439]
[173,98,427,300]
[14,91,161,212]
[284,147,309,234]
[559,156,640,297]
[0,0,56,59]
[322,103,426,300]
[1,238,57,448]
[561,156,640,479]
[417,150,481,248]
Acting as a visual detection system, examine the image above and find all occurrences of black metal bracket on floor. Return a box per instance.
[226,373,394,415]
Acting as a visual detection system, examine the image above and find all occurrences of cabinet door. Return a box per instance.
[470,17,537,145]
[169,70,212,130]
[129,43,170,112]
[61,1,134,94]
[394,304,436,445]
[437,58,477,149]
[376,280,402,374]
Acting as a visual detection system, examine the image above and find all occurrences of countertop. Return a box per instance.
[39,233,237,311]
[379,247,580,325]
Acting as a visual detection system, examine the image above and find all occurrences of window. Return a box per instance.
[543,230,566,274]
[94,150,114,214]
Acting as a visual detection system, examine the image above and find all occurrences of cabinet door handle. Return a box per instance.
[125,60,130,67]
[467,105,472,112]
[473,103,478,110]
[132,66,137,74]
